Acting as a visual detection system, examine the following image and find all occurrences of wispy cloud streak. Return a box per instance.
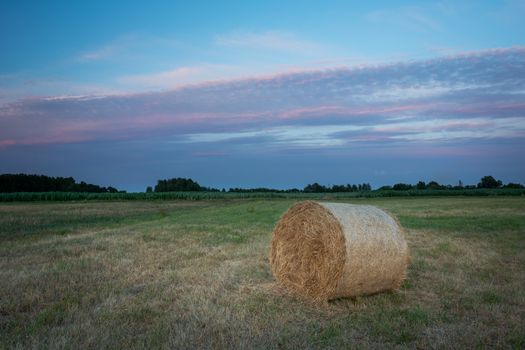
[215,30,320,52]
[1,47,524,154]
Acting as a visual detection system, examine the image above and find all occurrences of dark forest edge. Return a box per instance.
[0,174,524,202]
[0,174,121,193]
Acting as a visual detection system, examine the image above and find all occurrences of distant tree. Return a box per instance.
[477,176,502,189]
[427,181,444,190]
[502,182,524,189]
[154,178,203,192]
[146,186,153,193]
[304,182,327,193]
[393,183,412,191]
[331,184,346,192]
[0,174,117,193]
[378,185,392,190]
[416,181,426,190]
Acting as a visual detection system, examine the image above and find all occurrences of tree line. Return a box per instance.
[0,174,120,193]
[150,175,523,193]
[150,177,373,193]
[378,176,523,191]
[149,178,219,193]
[1,174,522,193]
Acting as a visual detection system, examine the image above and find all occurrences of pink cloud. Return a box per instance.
[374,119,494,133]
[1,46,524,149]
[453,103,525,116]
[277,104,431,121]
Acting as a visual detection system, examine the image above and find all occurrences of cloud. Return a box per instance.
[118,66,205,88]
[0,73,123,105]
[117,64,268,90]
[78,44,120,62]
[365,6,443,32]
[215,30,320,52]
[1,47,524,154]
[76,34,182,63]
[76,37,134,62]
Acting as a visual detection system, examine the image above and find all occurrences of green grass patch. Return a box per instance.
[1,197,524,348]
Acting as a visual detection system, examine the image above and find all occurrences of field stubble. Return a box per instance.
[0,197,524,349]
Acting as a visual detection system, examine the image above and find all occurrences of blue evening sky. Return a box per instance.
[1,1,524,191]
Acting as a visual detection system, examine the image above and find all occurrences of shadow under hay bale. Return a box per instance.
[270,201,410,302]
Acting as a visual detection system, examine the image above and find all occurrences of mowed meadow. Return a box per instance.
[1,197,524,349]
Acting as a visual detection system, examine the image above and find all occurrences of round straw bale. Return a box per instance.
[270,201,409,301]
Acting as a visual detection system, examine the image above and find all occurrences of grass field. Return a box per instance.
[1,197,524,349]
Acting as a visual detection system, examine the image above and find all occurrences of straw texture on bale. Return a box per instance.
[270,201,410,301]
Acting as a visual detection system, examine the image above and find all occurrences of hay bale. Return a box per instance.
[270,201,409,301]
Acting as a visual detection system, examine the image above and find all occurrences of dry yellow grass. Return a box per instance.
[0,197,524,348]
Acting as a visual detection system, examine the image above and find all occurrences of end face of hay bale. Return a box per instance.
[269,201,346,301]
[270,201,410,301]
[320,202,409,298]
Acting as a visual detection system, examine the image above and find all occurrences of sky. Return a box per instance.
[1,1,524,191]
